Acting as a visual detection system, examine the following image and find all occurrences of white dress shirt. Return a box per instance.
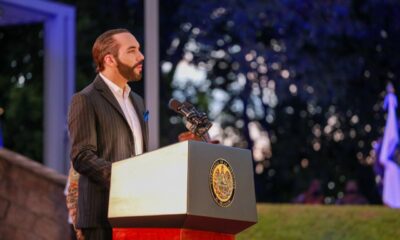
[100,73,143,155]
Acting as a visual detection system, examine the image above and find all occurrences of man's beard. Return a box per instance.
[116,57,142,82]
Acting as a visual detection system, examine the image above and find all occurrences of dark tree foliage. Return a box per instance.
[0,24,44,162]
[160,0,400,203]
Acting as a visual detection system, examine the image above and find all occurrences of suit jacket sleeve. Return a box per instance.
[68,93,112,188]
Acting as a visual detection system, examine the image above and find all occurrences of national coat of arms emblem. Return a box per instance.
[209,158,236,207]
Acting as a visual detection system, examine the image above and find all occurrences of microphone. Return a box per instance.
[182,101,212,134]
[168,98,212,140]
[168,99,197,120]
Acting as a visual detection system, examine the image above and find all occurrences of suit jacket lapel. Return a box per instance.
[94,75,127,122]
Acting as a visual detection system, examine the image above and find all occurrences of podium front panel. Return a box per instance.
[109,142,189,219]
[186,141,257,233]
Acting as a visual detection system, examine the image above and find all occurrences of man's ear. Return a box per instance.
[104,54,116,67]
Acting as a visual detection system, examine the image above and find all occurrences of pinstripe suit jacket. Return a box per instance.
[68,75,148,228]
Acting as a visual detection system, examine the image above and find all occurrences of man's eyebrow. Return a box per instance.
[127,46,139,51]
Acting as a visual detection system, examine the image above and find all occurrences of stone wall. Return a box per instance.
[0,148,69,240]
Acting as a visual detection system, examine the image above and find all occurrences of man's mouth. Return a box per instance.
[133,61,144,69]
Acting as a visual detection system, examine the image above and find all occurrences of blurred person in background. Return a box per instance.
[336,180,369,205]
[293,179,324,204]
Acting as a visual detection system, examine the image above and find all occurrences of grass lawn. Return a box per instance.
[237,204,400,240]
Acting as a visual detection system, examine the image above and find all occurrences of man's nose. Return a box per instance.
[138,51,144,61]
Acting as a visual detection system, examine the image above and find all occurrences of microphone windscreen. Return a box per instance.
[168,98,182,112]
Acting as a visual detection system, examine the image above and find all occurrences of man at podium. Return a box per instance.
[68,28,148,240]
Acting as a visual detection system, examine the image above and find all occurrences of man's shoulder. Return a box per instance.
[73,76,101,98]
[78,82,96,95]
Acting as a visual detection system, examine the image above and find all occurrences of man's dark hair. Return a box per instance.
[92,28,130,72]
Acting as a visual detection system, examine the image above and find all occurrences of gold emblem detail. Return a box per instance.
[209,158,235,207]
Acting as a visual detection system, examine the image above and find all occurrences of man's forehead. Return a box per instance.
[114,32,140,48]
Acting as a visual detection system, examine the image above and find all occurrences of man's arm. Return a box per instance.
[68,93,112,188]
